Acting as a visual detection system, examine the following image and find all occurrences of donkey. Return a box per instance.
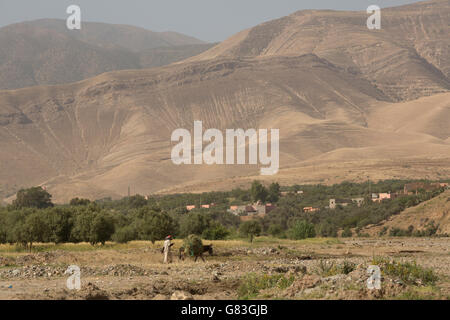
[179,244,213,262]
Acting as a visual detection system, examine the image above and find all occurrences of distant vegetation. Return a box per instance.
[0,179,447,251]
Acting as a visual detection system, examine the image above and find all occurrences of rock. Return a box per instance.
[82,282,109,300]
[153,294,168,300]
[323,274,346,284]
[285,275,321,297]
[171,290,194,300]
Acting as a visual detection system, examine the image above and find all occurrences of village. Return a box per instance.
[183,182,450,222]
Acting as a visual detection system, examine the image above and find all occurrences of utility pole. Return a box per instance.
[128,186,130,198]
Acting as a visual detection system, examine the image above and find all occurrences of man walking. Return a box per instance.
[163,235,174,264]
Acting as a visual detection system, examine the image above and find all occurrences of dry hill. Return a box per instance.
[0,0,449,202]
[0,19,212,90]
[362,189,450,235]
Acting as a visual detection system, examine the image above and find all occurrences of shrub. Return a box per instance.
[315,260,356,276]
[379,226,388,236]
[341,227,353,238]
[267,224,284,237]
[287,220,316,240]
[237,273,295,299]
[372,257,439,285]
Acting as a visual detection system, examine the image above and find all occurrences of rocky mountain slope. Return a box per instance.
[0,19,212,90]
[0,0,449,202]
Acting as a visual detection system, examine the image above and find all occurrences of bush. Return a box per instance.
[237,273,295,299]
[315,260,356,276]
[379,226,388,236]
[287,220,316,240]
[372,257,439,285]
[341,227,353,238]
[267,224,284,237]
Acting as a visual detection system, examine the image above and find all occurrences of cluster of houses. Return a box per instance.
[186,203,216,211]
[183,182,449,220]
[227,203,276,216]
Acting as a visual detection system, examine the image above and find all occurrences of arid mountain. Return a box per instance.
[0,19,212,90]
[0,0,449,203]
[189,0,450,102]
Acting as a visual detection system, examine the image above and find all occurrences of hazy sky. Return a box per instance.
[0,0,423,42]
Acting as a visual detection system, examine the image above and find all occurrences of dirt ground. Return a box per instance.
[0,238,448,300]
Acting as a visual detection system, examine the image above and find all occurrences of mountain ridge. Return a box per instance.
[0,19,212,90]
[1,0,449,202]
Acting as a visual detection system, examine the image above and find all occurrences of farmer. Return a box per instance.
[162,235,174,264]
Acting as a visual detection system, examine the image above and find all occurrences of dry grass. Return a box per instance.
[0,237,342,254]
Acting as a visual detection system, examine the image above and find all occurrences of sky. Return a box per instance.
[0,0,424,42]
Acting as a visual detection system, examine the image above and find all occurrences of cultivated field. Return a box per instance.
[0,237,448,300]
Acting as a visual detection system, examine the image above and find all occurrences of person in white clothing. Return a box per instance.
[162,235,173,264]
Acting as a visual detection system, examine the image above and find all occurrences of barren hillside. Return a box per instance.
[0,0,449,202]
[189,0,450,102]
[0,19,212,90]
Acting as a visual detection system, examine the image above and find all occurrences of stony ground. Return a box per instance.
[0,238,448,300]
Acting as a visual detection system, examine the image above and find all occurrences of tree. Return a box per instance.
[16,211,51,251]
[70,198,91,206]
[138,209,177,243]
[267,183,281,203]
[250,181,268,203]
[112,225,137,244]
[202,223,230,240]
[12,187,53,209]
[90,212,115,245]
[44,208,74,243]
[288,220,316,240]
[71,210,95,243]
[239,220,262,243]
[267,223,283,237]
[125,195,148,209]
[179,212,211,237]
